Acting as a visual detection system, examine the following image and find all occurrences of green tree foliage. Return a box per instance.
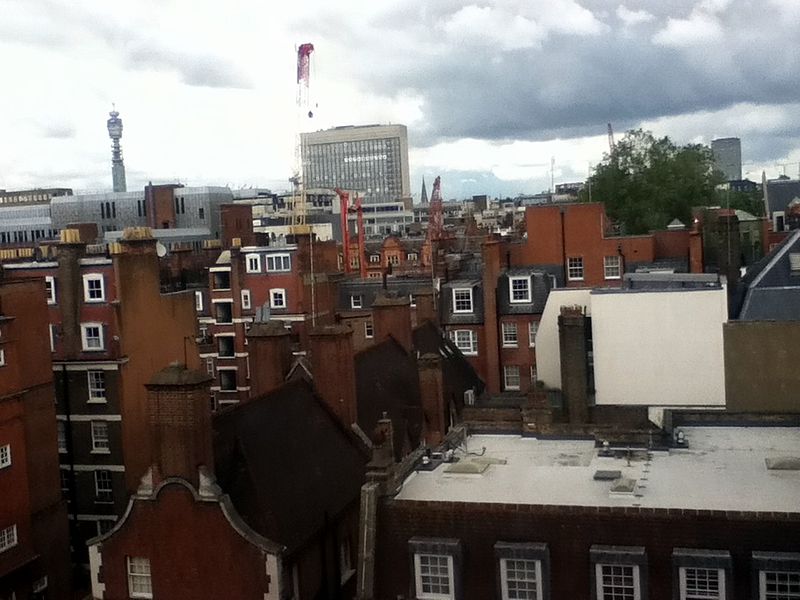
[580,129,724,234]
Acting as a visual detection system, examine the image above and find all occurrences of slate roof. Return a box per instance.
[212,380,367,554]
[737,230,800,320]
[497,269,552,315]
[766,178,800,215]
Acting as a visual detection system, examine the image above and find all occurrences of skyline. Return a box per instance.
[1,0,799,199]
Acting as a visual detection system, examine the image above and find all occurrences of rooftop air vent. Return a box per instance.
[789,253,800,273]
[765,456,800,471]
[594,470,622,481]
[609,478,637,495]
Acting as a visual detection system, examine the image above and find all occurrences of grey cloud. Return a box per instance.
[124,45,251,89]
[42,124,76,139]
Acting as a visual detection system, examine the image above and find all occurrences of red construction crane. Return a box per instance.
[335,188,366,278]
[428,176,444,242]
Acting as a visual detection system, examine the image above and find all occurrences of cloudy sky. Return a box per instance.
[2,0,799,200]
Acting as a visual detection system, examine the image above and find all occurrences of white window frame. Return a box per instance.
[509,276,532,303]
[45,275,56,304]
[94,469,113,500]
[529,322,539,347]
[502,322,518,348]
[80,323,105,352]
[0,444,10,469]
[530,365,537,385]
[500,557,543,600]
[0,524,18,553]
[452,288,473,313]
[266,253,291,272]
[82,273,106,302]
[503,365,521,391]
[0,348,4,366]
[369,254,381,263]
[567,257,584,281]
[351,295,364,309]
[241,289,252,310]
[388,254,400,265]
[127,556,153,599]
[679,566,726,600]
[195,291,203,312]
[365,321,374,339]
[49,324,56,352]
[245,253,261,273]
[407,252,419,261]
[91,421,110,453]
[604,255,622,280]
[414,553,455,600]
[759,570,800,600]
[595,563,641,600]
[449,330,478,356]
[87,370,107,403]
[270,288,287,309]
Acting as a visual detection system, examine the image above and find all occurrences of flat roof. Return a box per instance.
[395,428,800,513]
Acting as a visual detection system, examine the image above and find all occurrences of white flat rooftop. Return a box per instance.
[396,428,800,513]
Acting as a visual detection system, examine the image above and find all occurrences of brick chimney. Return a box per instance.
[309,325,358,428]
[247,321,292,398]
[145,363,214,489]
[558,306,590,425]
[689,230,704,274]
[418,353,447,446]
[413,287,437,326]
[482,240,502,394]
[56,229,87,358]
[372,292,413,352]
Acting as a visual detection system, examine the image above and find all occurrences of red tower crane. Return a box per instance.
[335,188,366,278]
[428,176,444,241]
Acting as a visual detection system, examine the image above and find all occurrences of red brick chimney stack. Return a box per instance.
[372,292,413,352]
[558,306,590,425]
[418,353,447,446]
[145,363,214,489]
[309,325,358,428]
[247,321,293,398]
[413,287,437,325]
[56,229,88,358]
[482,240,502,394]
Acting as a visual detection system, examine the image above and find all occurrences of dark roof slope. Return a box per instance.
[213,380,366,554]
[738,230,800,320]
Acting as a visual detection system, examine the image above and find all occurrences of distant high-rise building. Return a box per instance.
[106,108,127,193]
[301,124,410,204]
[711,137,742,181]
[420,177,428,204]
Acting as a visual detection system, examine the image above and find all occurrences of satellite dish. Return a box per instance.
[156,242,167,257]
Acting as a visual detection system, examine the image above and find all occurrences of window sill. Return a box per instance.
[509,299,532,304]
[81,348,106,353]
[91,449,111,455]
[83,299,106,303]
[502,344,519,349]
[604,276,621,280]
[86,399,108,404]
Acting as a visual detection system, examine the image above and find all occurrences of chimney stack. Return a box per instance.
[247,321,292,398]
[558,306,590,425]
[482,240,502,394]
[418,353,447,446]
[413,287,437,326]
[372,292,413,352]
[309,325,358,428]
[56,229,87,358]
[145,363,214,489]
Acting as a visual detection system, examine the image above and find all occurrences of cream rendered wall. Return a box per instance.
[591,288,727,406]
[535,288,593,390]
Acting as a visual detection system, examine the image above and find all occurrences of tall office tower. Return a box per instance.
[301,124,410,204]
[711,137,742,181]
[106,108,127,192]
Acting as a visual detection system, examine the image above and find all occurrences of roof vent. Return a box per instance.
[609,477,637,495]
[594,470,622,481]
[765,456,800,471]
[789,253,800,273]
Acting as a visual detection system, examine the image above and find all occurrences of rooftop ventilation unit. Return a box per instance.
[765,456,800,470]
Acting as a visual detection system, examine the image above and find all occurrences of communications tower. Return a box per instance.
[106,107,127,193]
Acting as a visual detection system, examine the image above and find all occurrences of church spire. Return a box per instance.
[420,177,428,204]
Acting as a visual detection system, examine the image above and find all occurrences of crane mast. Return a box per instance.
[291,43,314,234]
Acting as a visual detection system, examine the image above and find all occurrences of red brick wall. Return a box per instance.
[375,500,800,600]
[97,485,272,600]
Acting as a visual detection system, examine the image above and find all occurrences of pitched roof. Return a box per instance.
[738,230,800,320]
[213,380,367,554]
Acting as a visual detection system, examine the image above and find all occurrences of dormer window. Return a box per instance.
[509,276,531,303]
[452,288,473,313]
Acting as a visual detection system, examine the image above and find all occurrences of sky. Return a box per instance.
[1,0,799,200]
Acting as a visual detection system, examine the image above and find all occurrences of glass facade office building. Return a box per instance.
[301,124,411,204]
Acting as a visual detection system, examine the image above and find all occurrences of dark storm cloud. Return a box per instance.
[299,0,800,148]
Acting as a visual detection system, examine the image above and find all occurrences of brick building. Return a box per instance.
[0,277,71,599]
[198,234,342,407]
[351,236,433,279]
[88,365,368,599]
[366,425,800,600]
[3,228,200,570]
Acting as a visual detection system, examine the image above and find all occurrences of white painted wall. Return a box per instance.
[591,288,727,406]
[535,288,593,390]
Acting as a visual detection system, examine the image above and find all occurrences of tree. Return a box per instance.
[580,129,724,234]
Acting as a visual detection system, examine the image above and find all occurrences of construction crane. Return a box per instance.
[334,188,367,278]
[290,43,315,234]
[428,176,444,242]
[607,123,615,154]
